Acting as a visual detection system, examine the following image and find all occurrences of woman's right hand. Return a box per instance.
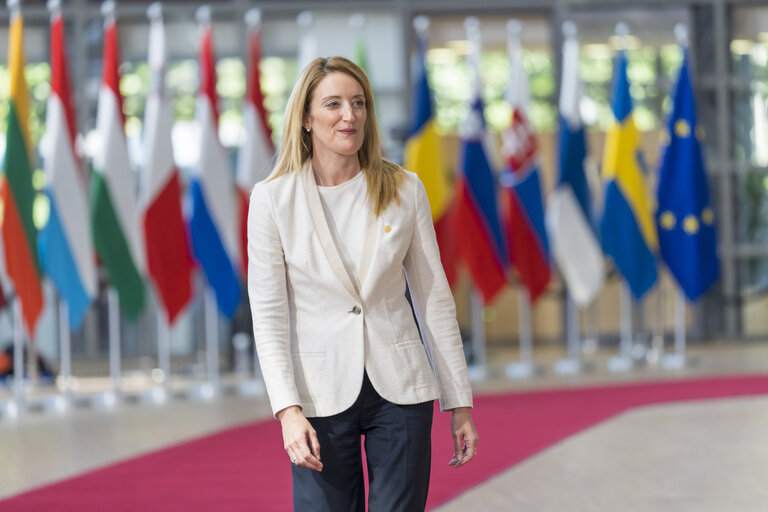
[277,405,323,472]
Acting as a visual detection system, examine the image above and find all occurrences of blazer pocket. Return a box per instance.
[395,338,422,351]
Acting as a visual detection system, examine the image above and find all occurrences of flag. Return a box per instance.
[297,11,318,72]
[0,9,44,335]
[351,13,368,72]
[188,20,241,318]
[236,13,274,279]
[600,50,657,299]
[140,10,194,324]
[499,36,551,303]
[91,13,146,320]
[38,8,97,329]
[546,30,604,307]
[403,30,457,287]
[656,49,718,300]
[452,43,507,304]
[354,36,368,72]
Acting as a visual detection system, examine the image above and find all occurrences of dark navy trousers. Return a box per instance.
[291,373,434,511]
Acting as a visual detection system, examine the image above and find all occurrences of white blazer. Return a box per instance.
[247,163,473,418]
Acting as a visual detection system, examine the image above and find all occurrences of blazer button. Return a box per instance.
[352,306,361,315]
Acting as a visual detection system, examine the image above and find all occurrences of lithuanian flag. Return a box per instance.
[1,10,44,335]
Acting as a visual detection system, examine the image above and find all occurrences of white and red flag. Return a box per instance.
[139,3,194,324]
[236,8,274,278]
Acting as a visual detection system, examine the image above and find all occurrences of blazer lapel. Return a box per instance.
[300,163,363,302]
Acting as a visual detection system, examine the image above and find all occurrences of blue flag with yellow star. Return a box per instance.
[656,49,719,301]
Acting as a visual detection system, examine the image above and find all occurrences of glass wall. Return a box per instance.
[730,6,768,336]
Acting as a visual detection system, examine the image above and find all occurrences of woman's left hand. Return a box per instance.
[448,407,478,468]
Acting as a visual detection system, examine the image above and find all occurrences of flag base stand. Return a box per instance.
[661,353,687,370]
[90,390,120,409]
[142,386,171,404]
[238,379,265,396]
[41,394,70,414]
[0,400,20,419]
[554,358,582,375]
[505,361,536,379]
[190,381,218,400]
[607,355,633,373]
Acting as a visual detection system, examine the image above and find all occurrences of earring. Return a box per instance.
[305,126,310,132]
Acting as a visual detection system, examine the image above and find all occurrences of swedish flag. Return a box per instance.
[600,50,658,299]
[656,50,719,300]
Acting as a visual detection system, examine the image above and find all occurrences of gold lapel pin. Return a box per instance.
[384,225,392,233]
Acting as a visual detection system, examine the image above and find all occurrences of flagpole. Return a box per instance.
[204,286,220,390]
[106,288,121,399]
[583,298,600,355]
[662,288,687,369]
[13,298,25,411]
[157,309,171,393]
[58,298,72,403]
[507,287,535,378]
[555,292,582,374]
[608,281,634,372]
[466,288,487,381]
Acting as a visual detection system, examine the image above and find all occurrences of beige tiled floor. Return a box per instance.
[2,341,768,508]
[434,396,768,512]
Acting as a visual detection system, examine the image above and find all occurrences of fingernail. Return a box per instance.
[448,457,458,465]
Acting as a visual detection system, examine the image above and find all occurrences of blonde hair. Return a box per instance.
[268,56,405,216]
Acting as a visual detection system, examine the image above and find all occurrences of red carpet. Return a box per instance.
[4,374,768,511]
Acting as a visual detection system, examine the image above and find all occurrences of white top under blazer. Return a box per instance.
[247,162,473,418]
[316,170,367,280]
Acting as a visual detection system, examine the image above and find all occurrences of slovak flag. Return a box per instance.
[499,27,551,303]
[452,39,507,304]
[187,11,241,318]
[236,9,274,278]
[38,6,97,328]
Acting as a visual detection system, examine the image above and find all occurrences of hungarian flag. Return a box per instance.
[404,25,457,287]
[38,7,97,329]
[188,19,241,318]
[499,33,551,303]
[236,10,274,278]
[140,8,194,324]
[91,11,146,320]
[0,9,44,335]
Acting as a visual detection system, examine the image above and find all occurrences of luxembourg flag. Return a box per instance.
[236,9,274,278]
[38,6,96,329]
[546,23,604,307]
[188,10,241,318]
[452,23,507,304]
[499,21,551,303]
[140,4,194,325]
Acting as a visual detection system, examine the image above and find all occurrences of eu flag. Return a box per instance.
[600,50,658,299]
[656,50,719,300]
